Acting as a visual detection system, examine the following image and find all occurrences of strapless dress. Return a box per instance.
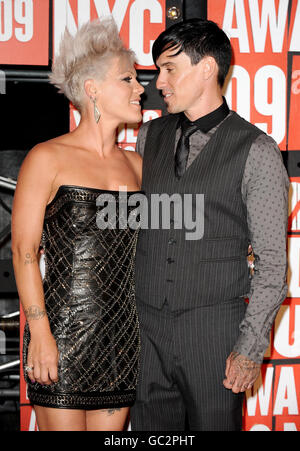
[23,185,141,409]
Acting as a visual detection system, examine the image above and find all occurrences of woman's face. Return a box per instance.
[95,55,144,126]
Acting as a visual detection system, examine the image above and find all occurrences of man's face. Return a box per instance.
[156,48,204,115]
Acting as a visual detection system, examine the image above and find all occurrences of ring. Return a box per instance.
[25,365,34,372]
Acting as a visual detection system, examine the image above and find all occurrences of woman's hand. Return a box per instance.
[26,332,59,385]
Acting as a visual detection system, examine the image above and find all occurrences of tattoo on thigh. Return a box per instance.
[24,305,46,321]
[103,408,121,416]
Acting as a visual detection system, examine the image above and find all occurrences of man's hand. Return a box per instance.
[223,352,261,393]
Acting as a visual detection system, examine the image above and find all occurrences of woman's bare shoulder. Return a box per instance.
[24,133,72,164]
[122,148,142,171]
[122,148,142,163]
[18,134,75,187]
[122,149,142,185]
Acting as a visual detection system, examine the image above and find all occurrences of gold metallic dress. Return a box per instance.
[23,185,141,410]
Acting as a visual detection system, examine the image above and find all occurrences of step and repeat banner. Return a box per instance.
[0,0,299,431]
[207,0,300,431]
[0,0,49,65]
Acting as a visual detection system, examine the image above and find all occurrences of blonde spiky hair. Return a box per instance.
[49,16,136,110]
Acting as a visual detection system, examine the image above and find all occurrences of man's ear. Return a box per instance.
[200,56,218,81]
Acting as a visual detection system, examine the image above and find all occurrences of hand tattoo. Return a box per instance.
[24,305,46,321]
[225,352,261,392]
[230,351,260,369]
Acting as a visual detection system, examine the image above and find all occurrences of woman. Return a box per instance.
[11,17,144,431]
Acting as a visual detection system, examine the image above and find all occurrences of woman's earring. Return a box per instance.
[91,96,101,123]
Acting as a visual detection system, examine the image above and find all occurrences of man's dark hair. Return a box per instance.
[152,18,232,87]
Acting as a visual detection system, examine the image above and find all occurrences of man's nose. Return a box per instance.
[156,71,166,91]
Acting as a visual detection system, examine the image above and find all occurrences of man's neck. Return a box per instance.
[179,97,229,133]
[183,91,224,122]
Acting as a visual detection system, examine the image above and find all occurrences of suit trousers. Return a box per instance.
[130,297,247,431]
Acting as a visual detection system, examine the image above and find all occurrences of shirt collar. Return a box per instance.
[178,97,230,134]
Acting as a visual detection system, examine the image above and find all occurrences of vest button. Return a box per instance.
[168,238,176,245]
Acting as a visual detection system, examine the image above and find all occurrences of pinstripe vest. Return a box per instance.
[135,112,263,310]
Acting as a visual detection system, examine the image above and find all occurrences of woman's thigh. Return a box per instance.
[34,405,130,431]
[34,405,86,431]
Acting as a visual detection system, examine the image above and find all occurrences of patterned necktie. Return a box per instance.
[174,120,202,179]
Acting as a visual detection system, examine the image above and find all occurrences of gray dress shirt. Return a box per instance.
[135,112,290,364]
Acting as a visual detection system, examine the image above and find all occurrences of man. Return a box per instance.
[131,19,289,431]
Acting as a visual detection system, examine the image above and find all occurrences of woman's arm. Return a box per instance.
[11,144,59,385]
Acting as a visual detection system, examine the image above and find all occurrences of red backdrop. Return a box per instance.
[0,0,49,65]
[4,0,298,431]
[207,0,300,431]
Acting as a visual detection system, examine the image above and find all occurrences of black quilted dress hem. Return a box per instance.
[27,388,136,410]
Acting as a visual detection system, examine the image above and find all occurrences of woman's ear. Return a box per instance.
[84,79,98,99]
